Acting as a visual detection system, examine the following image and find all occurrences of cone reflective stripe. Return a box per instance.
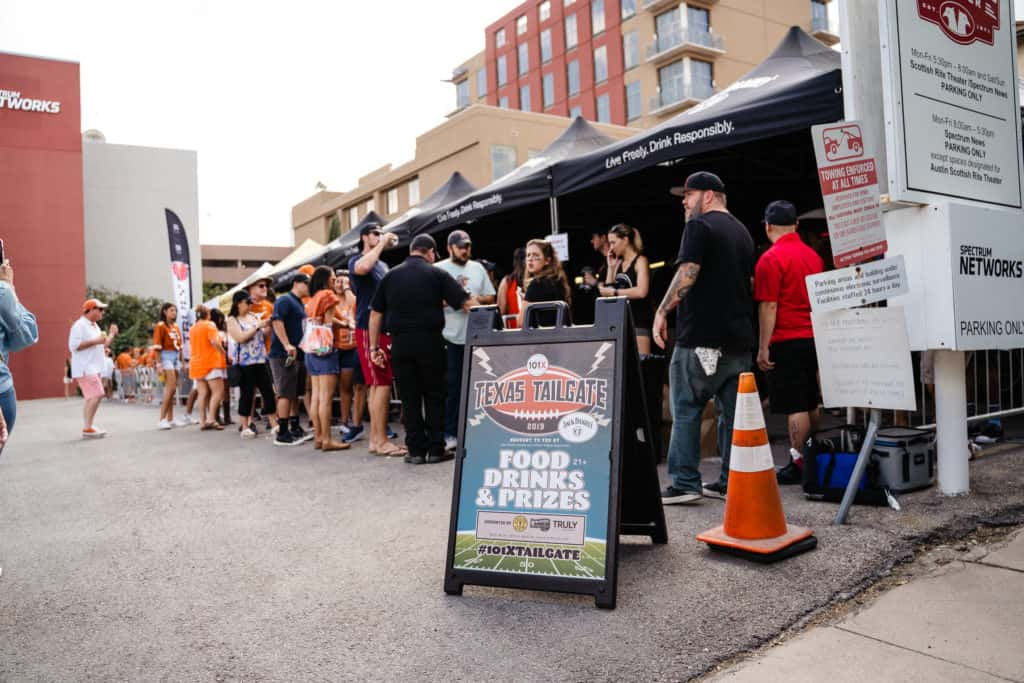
[697,373,816,562]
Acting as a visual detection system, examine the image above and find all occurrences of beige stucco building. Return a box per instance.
[291,105,640,245]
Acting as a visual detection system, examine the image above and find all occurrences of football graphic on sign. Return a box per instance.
[473,352,609,435]
[917,0,999,46]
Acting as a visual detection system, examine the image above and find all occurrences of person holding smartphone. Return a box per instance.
[0,255,39,448]
[69,298,118,438]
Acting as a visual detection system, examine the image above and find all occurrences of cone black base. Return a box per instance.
[704,535,817,564]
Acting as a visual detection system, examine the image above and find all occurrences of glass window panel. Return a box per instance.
[593,45,608,83]
[591,0,605,35]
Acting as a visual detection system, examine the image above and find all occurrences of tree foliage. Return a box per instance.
[328,214,341,242]
[86,286,164,354]
[203,281,230,302]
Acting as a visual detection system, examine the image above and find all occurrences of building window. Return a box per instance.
[569,105,583,119]
[564,0,573,5]
[621,0,636,20]
[387,187,399,215]
[623,30,638,70]
[499,95,510,108]
[655,7,681,53]
[491,144,517,180]
[811,0,830,32]
[348,206,359,227]
[540,28,552,62]
[591,0,605,35]
[495,28,506,47]
[517,14,528,35]
[565,13,578,50]
[691,59,713,97]
[477,69,487,97]
[497,55,508,86]
[518,42,530,75]
[456,80,470,109]
[520,84,532,111]
[365,198,375,214]
[408,178,420,205]
[567,59,580,96]
[593,45,608,83]
[689,6,710,33]
[625,81,642,120]
[542,72,555,108]
[539,0,551,21]
[596,93,610,123]
[658,60,684,105]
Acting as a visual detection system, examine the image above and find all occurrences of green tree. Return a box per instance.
[328,214,341,242]
[203,281,229,302]
[86,287,164,354]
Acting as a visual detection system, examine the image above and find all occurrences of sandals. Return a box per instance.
[322,441,350,452]
[200,422,224,431]
[371,442,408,457]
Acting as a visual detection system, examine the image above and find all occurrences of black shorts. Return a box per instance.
[767,338,820,415]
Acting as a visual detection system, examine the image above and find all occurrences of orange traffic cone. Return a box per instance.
[696,372,816,563]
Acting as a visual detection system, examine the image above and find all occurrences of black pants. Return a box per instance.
[238,363,276,418]
[391,332,446,457]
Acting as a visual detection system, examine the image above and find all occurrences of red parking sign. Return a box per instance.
[917,0,999,46]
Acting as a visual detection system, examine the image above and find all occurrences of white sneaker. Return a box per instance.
[240,427,256,439]
[82,427,107,439]
[184,414,200,426]
[158,419,172,430]
[444,435,458,451]
[173,417,189,427]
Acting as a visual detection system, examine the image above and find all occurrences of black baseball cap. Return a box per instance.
[291,272,310,285]
[669,171,725,196]
[764,200,797,226]
[360,222,384,237]
[447,230,472,247]
[410,234,437,252]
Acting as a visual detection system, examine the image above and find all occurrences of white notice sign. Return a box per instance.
[880,0,1023,208]
[811,120,887,266]
[813,307,917,411]
[546,233,569,262]
[806,255,910,312]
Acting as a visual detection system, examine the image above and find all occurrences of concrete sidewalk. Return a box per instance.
[712,528,1024,682]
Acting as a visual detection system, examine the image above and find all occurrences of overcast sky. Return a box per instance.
[2,0,521,247]
[3,2,1022,248]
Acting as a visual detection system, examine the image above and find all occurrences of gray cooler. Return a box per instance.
[871,427,936,492]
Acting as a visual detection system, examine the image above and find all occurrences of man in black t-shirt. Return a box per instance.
[369,235,471,465]
[653,172,755,504]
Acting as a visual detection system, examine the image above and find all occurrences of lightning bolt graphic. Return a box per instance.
[587,342,613,375]
[473,348,496,377]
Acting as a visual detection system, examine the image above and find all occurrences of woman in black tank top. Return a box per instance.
[599,223,653,354]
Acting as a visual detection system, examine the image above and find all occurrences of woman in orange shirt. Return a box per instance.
[152,303,184,429]
[304,266,348,451]
[188,305,227,430]
[333,270,365,440]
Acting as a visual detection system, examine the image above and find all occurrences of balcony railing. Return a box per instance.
[648,80,716,115]
[646,24,725,62]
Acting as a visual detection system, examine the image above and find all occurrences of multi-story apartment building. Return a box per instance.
[449,0,838,128]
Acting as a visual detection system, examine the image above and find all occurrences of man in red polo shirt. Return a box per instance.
[754,200,824,484]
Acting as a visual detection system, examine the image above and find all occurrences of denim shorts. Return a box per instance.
[306,351,340,376]
[160,350,182,371]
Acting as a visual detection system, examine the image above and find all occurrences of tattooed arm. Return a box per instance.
[651,262,701,349]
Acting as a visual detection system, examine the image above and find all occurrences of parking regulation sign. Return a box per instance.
[812,120,888,266]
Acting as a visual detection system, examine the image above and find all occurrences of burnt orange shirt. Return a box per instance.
[152,322,182,353]
[249,299,274,351]
[188,320,226,379]
[115,352,134,370]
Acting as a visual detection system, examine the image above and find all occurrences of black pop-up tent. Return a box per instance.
[552,27,843,197]
[421,116,617,237]
[317,210,388,270]
[381,171,478,245]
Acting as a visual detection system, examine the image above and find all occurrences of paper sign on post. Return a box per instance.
[806,255,910,313]
[812,307,917,411]
[811,120,887,266]
[546,233,569,262]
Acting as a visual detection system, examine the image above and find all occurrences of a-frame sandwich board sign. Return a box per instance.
[443,298,668,609]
